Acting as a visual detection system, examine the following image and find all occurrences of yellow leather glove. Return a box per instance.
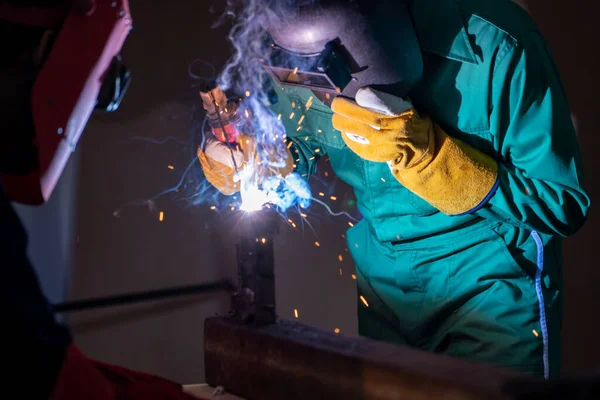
[332,87,498,215]
[198,135,294,196]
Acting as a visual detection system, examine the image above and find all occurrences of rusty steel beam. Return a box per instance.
[204,316,531,400]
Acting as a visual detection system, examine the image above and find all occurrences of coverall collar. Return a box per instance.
[409,0,480,64]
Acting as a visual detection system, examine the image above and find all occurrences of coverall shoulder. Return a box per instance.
[269,0,590,378]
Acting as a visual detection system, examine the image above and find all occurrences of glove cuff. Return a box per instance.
[393,125,499,215]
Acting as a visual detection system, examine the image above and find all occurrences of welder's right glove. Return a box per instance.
[198,136,294,195]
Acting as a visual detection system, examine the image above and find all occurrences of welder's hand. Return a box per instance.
[198,136,295,196]
[331,87,434,169]
[332,87,498,215]
[198,136,249,195]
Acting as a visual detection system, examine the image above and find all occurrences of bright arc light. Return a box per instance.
[237,160,312,213]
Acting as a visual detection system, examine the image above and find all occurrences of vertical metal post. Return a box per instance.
[232,209,279,325]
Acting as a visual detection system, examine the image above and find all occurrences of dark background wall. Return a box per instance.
[19,0,597,385]
[519,0,600,374]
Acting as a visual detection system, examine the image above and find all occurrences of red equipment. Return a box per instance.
[0,0,132,204]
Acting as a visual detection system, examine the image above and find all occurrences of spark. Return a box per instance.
[338,254,343,262]
[318,192,325,197]
[297,126,303,131]
[159,211,164,222]
[351,274,356,280]
[334,328,340,334]
[532,329,539,337]
[288,218,293,223]
[291,101,296,108]
[292,66,299,75]
[245,90,251,97]
[277,114,282,120]
[360,296,369,307]
[339,268,343,276]
[324,172,329,177]
[348,222,354,227]
[381,177,386,182]
[167,165,174,170]
[210,206,216,210]
[304,136,309,141]
[315,241,320,247]
[244,109,250,118]
[309,156,315,160]
[289,112,295,119]
[305,97,313,110]
[330,196,337,201]
[300,213,307,218]
[261,238,267,244]
[287,141,294,149]
[231,206,235,211]
[317,129,323,133]
[291,222,297,228]
[325,93,331,100]
[298,115,305,125]
[341,234,345,238]
[315,149,320,153]
[294,309,299,318]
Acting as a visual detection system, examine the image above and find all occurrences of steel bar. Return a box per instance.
[53,280,234,313]
[204,316,524,400]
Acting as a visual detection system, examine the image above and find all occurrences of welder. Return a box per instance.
[199,0,590,378]
[0,1,204,398]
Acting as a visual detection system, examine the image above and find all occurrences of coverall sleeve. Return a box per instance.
[287,136,323,179]
[266,82,324,179]
[475,32,590,236]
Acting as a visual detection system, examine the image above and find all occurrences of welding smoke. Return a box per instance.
[211,0,313,212]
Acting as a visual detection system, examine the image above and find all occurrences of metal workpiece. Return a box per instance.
[204,316,521,400]
[231,209,279,326]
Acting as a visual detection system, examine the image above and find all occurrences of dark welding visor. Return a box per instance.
[262,36,352,93]
[95,55,131,112]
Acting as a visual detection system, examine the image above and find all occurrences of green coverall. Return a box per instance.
[270,0,590,378]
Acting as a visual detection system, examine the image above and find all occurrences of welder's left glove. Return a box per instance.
[332,87,498,215]
[198,135,294,196]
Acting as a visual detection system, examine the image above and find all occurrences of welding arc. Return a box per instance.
[52,280,234,313]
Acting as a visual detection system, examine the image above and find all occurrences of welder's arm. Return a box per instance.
[474,34,589,236]
[287,135,323,179]
[266,85,324,180]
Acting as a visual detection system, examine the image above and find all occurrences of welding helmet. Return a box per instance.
[263,0,422,100]
[0,0,132,204]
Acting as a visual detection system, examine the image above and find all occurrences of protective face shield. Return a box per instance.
[263,0,423,100]
[0,0,132,205]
